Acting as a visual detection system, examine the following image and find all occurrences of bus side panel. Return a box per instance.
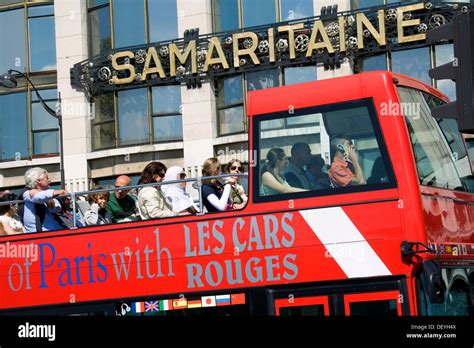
[0,202,407,310]
[421,188,474,253]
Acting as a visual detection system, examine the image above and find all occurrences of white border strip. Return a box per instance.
[300,207,391,278]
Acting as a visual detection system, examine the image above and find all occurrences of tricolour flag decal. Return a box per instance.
[201,296,216,307]
[216,294,231,306]
[159,299,172,311]
[299,207,391,278]
[188,300,202,309]
[132,302,145,313]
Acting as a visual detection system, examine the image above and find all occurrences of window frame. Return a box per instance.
[252,98,397,204]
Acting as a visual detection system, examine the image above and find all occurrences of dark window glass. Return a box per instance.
[0,8,26,73]
[279,304,325,316]
[152,85,182,142]
[255,100,394,201]
[466,139,474,169]
[28,14,57,72]
[148,0,178,42]
[28,4,54,17]
[420,276,471,316]
[246,68,280,91]
[117,88,149,145]
[284,66,317,85]
[0,92,29,161]
[434,44,456,101]
[349,299,398,316]
[92,122,116,150]
[351,0,384,9]
[217,75,244,135]
[280,0,313,21]
[89,5,112,57]
[152,85,181,114]
[113,0,145,48]
[212,0,239,32]
[31,89,58,156]
[359,54,387,72]
[399,87,472,192]
[88,0,109,8]
[391,48,431,85]
[242,0,276,28]
[92,93,115,150]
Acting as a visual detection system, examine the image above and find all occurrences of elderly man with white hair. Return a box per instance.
[22,167,68,233]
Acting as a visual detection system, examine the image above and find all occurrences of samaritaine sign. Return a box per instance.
[70,2,468,98]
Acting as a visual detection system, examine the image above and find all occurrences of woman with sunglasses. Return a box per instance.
[161,166,198,214]
[223,159,248,209]
[137,162,176,220]
[0,192,24,235]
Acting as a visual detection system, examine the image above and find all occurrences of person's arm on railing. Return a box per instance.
[206,184,232,211]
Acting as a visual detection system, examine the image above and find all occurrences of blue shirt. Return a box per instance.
[22,189,63,233]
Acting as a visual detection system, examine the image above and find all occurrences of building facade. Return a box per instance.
[0,0,467,192]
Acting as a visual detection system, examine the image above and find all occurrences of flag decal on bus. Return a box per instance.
[299,207,391,278]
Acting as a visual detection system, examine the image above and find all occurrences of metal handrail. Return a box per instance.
[0,172,249,230]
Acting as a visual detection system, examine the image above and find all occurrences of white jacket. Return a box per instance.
[137,186,176,220]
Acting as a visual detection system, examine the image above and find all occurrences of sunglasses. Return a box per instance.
[179,173,187,179]
[230,166,242,172]
[157,172,166,178]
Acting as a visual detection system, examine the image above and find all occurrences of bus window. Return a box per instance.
[417,269,472,316]
[275,296,330,316]
[254,99,395,202]
[343,291,401,316]
[398,87,474,192]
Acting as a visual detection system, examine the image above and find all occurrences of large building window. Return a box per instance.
[242,0,276,28]
[351,0,384,10]
[391,47,431,85]
[148,0,178,42]
[152,85,183,142]
[284,66,317,85]
[0,92,28,161]
[0,8,26,73]
[32,89,58,156]
[88,0,111,57]
[28,5,56,72]
[217,76,244,135]
[91,93,115,150]
[280,0,314,21]
[434,44,456,101]
[117,88,149,146]
[212,0,239,32]
[112,0,145,48]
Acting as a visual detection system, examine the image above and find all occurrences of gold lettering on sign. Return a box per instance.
[204,37,229,72]
[268,27,276,63]
[397,3,426,43]
[141,47,166,80]
[170,40,197,77]
[112,51,136,84]
[339,16,346,52]
[306,20,334,57]
[233,32,260,67]
[278,23,305,59]
[357,10,386,49]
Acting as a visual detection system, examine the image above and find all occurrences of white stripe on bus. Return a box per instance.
[299,207,391,278]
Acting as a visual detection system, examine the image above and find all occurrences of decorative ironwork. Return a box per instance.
[70,2,469,99]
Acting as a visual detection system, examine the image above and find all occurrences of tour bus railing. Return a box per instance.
[0,172,248,230]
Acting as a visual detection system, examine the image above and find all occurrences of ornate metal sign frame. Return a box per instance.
[70,1,470,100]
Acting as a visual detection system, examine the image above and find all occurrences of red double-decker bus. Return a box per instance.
[1,71,473,316]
